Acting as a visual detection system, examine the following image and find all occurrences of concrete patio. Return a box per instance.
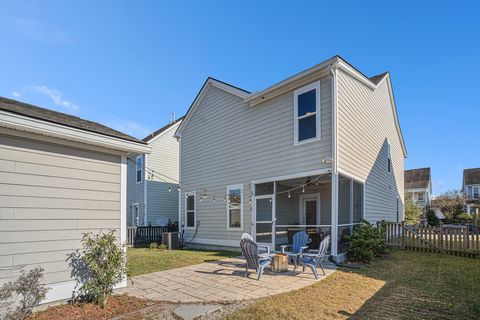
[119,257,336,303]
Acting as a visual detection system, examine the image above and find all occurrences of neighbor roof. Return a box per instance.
[0,96,145,144]
[143,116,184,142]
[369,72,389,84]
[405,168,431,189]
[463,168,480,186]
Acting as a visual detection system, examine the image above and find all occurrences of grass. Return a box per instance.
[126,248,238,276]
[227,250,480,320]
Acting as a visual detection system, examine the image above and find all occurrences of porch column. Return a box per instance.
[331,172,338,257]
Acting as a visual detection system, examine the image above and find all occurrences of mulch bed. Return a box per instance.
[29,294,152,320]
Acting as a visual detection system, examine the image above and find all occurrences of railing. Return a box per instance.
[380,222,480,258]
[127,225,178,247]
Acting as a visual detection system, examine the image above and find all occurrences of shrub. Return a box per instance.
[457,213,473,224]
[347,220,386,263]
[404,197,422,225]
[149,242,158,250]
[157,244,168,251]
[0,267,48,320]
[68,230,126,308]
[425,206,440,226]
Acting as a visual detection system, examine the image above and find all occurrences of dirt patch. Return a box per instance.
[29,294,152,320]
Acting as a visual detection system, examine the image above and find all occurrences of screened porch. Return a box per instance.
[252,172,364,257]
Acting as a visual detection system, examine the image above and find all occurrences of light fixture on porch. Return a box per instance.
[288,192,291,199]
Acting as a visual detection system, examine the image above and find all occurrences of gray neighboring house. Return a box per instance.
[0,97,149,304]
[463,168,480,215]
[127,118,183,227]
[405,167,432,208]
[175,55,407,260]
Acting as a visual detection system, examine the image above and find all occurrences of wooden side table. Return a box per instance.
[271,254,289,273]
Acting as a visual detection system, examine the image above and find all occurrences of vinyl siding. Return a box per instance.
[337,70,405,222]
[145,123,180,225]
[0,132,121,286]
[180,75,332,244]
[127,154,145,226]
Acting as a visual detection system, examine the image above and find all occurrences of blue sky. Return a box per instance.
[0,1,478,194]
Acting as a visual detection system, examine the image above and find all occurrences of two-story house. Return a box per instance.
[405,168,432,208]
[175,56,407,261]
[127,118,183,226]
[463,168,480,215]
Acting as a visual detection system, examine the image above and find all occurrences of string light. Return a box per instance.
[288,192,291,199]
[168,187,171,192]
[302,186,305,193]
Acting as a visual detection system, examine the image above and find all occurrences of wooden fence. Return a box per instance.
[127,225,178,247]
[380,222,480,258]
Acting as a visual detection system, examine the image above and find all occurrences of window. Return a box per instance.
[227,185,243,229]
[185,192,196,228]
[294,82,320,145]
[387,142,391,173]
[136,155,142,183]
[396,197,400,222]
[132,203,140,226]
[417,193,424,201]
[474,186,480,199]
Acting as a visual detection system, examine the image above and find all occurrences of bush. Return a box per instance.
[68,230,126,308]
[157,243,168,251]
[457,213,473,224]
[425,206,439,226]
[0,267,48,320]
[347,220,386,263]
[404,198,422,225]
[149,242,158,250]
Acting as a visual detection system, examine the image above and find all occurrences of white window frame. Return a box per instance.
[185,192,196,230]
[387,141,392,174]
[135,155,143,184]
[293,81,321,146]
[132,203,140,226]
[226,184,243,230]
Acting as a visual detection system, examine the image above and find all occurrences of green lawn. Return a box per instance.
[126,248,238,276]
[227,250,480,320]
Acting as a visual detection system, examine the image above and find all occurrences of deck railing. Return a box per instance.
[380,222,480,258]
[127,225,178,247]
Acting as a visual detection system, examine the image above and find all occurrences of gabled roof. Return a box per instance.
[175,56,407,158]
[0,96,145,144]
[463,168,480,186]
[405,168,431,189]
[143,116,184,143]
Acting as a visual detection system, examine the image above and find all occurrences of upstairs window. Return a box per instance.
[294,82,320,145]
[387,142,391,173]
[136,155,143,183]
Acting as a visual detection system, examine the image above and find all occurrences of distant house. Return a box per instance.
[0,97,149,303]
[405,168,432,208]
[175,55,407,260]
[127,118,183,227]
[463,168,480,215]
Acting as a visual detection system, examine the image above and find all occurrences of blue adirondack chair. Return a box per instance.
[280,231,309,266]
[240,238,271,280]
[294,235,330,279]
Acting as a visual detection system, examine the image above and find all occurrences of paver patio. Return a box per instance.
[119,257,336,303]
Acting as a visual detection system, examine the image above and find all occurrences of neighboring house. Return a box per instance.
[463,168,480,215]
[0,97,149,304]
[175,55,407,260]
[405,167,432,208]
[127,118,183,227]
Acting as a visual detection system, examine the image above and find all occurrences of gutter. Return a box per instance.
[329,63,339,257]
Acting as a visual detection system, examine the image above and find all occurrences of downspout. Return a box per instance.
[329,64,339,259]
[144,153,148,226]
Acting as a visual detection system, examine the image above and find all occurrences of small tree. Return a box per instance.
[432,190,466,223]
[0,267,48,320]
[425,205,439,226]
[347,220,386,263]
[404,197,422,225]
[68,230,126,308]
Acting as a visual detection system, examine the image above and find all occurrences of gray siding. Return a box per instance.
[337,70,405,222]
[145,123,180,224]
[127,154,145,226]
[0,132,121,286]
[180,75,332,243]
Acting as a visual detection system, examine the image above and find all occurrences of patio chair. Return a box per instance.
[279,231,309,266]
[240,238,272,280]
[293,235,330,279]
[241,233,271,259]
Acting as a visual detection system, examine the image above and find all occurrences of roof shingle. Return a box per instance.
[405,167,431,189]
[464,168,480,186]
[0,96,145,144]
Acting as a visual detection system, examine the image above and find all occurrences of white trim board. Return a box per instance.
[0,110,151,154]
